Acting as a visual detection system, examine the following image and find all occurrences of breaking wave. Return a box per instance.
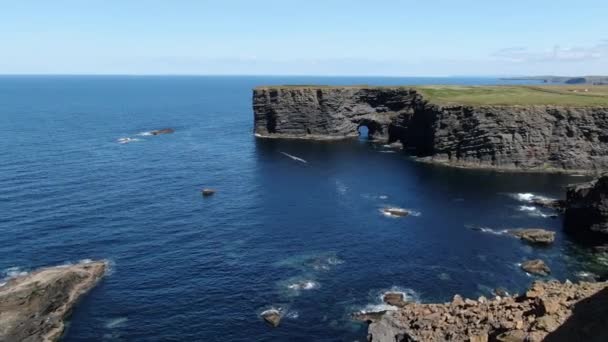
[105,317,128,329]
[467,225,508,235]
[117,137,141,144]
[280,152,307,163]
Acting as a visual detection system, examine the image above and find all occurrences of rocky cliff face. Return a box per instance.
[0,260,107,342]
[565,174,608,239]
[253,87,608,172]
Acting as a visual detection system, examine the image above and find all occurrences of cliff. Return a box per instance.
[253,86,608,172]
[565,174,608,240]
[0,260,107,342]
[357,280,608,342]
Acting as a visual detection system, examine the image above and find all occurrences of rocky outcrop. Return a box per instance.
[359,280,608,342]
[0,260,107,342]
[253,87,608,172]
[565,174,608,239]
[521,259,552,276]
[507,229,555,245]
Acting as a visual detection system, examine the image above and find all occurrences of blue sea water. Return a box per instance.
[0,75,604,341]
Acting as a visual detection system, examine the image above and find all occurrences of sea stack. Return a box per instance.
[0,260,108,342]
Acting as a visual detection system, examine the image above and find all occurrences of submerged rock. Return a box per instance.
[362,280,608,342]
[0,260,108,342]
[382,208,409,217]
[508,228,555,245]
[530,197,566,211]
[201,188,216,197]
[150,128,175,135]
[521,259,551,276]
[260,309,281,327]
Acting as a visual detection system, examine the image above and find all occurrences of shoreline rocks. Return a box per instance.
[358,280,608,342]
[0,260,108,342]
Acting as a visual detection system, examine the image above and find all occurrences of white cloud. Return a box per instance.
[492,40,608,63]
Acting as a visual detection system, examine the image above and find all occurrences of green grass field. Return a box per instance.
[414,85,608,106]
[257,85,608,106]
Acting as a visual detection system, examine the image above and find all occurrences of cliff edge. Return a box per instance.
[0,260,108,342]
[253,85,608,173]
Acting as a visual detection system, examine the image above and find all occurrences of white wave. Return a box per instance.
[379,150,396,153]
[285,311,299,319]
[379,195,388,200]
[4,266,28,278]
[467,225,508,235]
[280,152,307,163]
[358,287,419,314]
[381,207,420,218]
[117,137,141,144]
[509,192,554,203]
[80,258,93,264]
[136,131,153,136]
[519,205,537,211]
[287,280,320,291]
[105,317,128,329]
[335,180,347,194]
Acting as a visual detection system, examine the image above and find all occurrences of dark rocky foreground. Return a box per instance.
[0,260,107,341]
[253,87,608,172]
[565,174,608,240]
[357,280,608,342]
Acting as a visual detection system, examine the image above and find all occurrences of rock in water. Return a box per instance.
[565,174,608,240]
[201,188,216,197]
[150,128,174,135]
[508,228,555,245]
[521,259,551,276]
[260,309,281,327]
[382,208,409,217]
[383,292,408,307]
[0,260,107,342]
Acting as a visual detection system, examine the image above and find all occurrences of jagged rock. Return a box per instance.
[383,292,408,307]
[565,174,608,240]
[494,287,510,297]
[521,259,551,276]
[352,310,388,323]
[508,228,555,245]
[0,260,107,342]
[530,198,566,211]
[253,86,608,172]
[363,280,608,342]
[261,309,281,327]
[150,128,174,135]
[201,188,216,197]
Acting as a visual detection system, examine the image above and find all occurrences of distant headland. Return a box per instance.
[253,85,608,173]
[500,75,608,85]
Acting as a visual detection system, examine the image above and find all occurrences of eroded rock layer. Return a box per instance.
[253,87,608,172]
[363,280,608,342]
[0,260,107,342]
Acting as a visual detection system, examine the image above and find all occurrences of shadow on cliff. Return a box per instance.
[543,287,608,342]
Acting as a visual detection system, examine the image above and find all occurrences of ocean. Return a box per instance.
[0,75,603,341]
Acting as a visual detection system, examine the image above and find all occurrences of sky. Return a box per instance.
[1,0,607,76]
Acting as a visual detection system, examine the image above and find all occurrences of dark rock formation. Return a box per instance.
[201,188,216,197]
[382,207,409,217]
[521,259,551,276]
[0,260,107,342]
[507,228,555,245]
[253,87,608,172]
[565,174,608,239]
[357,280,608,342]
[150,128,174,135]
[383,292,408,308]
[260,309,281,327]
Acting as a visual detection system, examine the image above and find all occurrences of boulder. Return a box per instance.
[261,309,281,327]
[150,128,175,135]
[530,198,566,211]
[383,292,408,307]
[508,229,555,245]
[521,259,551,276]
[201,188,216,197]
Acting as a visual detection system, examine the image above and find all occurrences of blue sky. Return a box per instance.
[1,0,607,76]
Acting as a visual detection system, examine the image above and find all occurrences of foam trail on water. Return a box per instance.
[280,152,307,163]
[105,317,128,329]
